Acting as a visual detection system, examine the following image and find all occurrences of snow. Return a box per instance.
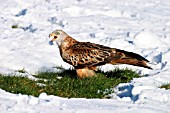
[133,31,162,48]
[0,0,170,112]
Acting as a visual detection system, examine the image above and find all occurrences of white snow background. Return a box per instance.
[0,0,170,112]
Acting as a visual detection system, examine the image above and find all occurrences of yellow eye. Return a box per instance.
[56,32,60,35]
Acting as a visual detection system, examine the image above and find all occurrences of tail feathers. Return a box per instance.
[111,49,152,69]
[116,49,149,62]
[111,59,152,69]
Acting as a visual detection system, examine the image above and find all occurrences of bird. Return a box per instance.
[49,29,152,78]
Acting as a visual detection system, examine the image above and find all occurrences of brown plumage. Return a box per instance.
[49,30,152,78]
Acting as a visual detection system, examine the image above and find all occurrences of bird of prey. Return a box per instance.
[49,30,152,78]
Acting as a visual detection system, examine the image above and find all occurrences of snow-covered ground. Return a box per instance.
[0,0,170,112]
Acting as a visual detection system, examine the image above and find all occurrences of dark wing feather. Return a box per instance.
[62,42,113,68]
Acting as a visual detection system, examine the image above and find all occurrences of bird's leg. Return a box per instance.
[76,67,96,78]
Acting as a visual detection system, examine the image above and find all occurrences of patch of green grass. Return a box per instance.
[160,83,170,90]
[0,68,140,98]
[0,75,43,97]
[16,68,27,73]
[11,24,19,29]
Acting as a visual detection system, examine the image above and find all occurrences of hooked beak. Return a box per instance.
[49,33,57,40]
[48,33,56,45]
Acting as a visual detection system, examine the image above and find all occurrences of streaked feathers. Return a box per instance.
[49,30,152,78]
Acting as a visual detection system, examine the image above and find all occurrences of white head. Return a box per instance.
[49,29,68,46]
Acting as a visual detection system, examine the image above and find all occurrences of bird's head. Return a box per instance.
[49,29,68,46]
